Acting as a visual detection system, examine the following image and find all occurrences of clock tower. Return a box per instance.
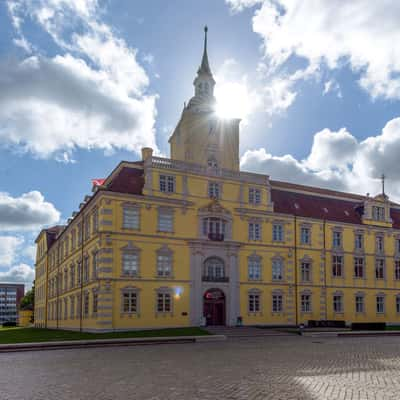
[169,27,240,171]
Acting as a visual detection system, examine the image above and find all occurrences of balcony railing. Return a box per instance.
[208,233,224,241]
[202,276,229,282]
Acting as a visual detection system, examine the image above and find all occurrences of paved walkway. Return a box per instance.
[205,326,293,337]
[1,335,400,399]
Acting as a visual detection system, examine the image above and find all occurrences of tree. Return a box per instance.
[19,281,35,323]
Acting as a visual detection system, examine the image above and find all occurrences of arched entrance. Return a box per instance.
[203,288,226,326]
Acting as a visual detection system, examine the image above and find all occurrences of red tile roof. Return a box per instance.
[107,166,144,195]
[271,188,364,224]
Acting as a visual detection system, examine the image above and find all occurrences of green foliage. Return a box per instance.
[19,281,35,312]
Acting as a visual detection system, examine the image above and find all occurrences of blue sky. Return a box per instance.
[1,0,400,289]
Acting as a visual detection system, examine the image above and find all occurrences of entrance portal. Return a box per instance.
[203,288,226,326]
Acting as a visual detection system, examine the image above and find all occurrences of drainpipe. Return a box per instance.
[294,214,298,326]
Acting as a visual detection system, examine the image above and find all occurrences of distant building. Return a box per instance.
[35,28,400,331]
[0,283,24,324]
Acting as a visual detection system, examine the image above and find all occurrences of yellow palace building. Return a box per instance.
[35,28,400,331]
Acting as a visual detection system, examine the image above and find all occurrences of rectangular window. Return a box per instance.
[63,299,68,320]
[396,239,400,254]
[159,175,175,193]
[301,262,311,282]
[92,252,98,279]
[83,293,89,317]
[272,294,282,312]
[83,257,89,282]
[77,262,82,285]
[332,255,343,277]
[333,231,342,248]
[77,223,82,245]
[157,254,172,277]
[396,297,400,314]
[248,223,261,241]
[248,293,260,312]
[70,266,75,289]
[84,218,90,241]
[248,259,261,280]
[355,295,364,313]
[354,257,364,278]
[123,207,140,229]
[92,209,99,233]
[158,209,173,232]
[376,236,384,253]
[208,182,220,199]
[395,260,400,280]
[300,227,310,245]
[123,292,137,313]
[157,293,171,312]
[249,188,261,205]
[372,206,385,221]
[70,297,75,319]
[272,259,283,280]
[333,295,343,313]
[122,253,139,275]
[301,294,311,312]
[71,230,76,250]
[376,296,385,313]
[375,259,385,279]
[355,233,363,250]
[272,224,284,242]
[92,292,98,314]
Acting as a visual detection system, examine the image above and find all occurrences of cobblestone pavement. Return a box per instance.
[1,336,400,400]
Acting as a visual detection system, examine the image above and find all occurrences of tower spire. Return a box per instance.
[198,25,212,76]
[381,173,386,195]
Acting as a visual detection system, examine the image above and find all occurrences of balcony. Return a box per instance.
[202,276,229,282]
[208,233,224,241]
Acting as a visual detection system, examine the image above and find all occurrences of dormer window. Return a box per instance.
[372,206,385,221]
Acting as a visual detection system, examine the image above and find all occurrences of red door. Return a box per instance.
[203,289,226,326]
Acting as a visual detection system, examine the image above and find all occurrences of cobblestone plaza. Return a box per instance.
[2,335,400,399]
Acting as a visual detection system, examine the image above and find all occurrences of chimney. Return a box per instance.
[141,147,153,161]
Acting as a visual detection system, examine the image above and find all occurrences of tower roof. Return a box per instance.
[197,26,212,76]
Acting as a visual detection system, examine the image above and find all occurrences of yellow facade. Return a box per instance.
[35,29,400,331]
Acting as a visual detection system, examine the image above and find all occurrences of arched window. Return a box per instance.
[203,257,225,281]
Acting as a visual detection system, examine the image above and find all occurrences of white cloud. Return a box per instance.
[0,191,60,231]
[0,264,35,288]
[4,0,158,160]
[0,236,24,267]
[227,0,400,100]
[241,117,400,201]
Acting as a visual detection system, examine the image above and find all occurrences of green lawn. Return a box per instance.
[385,326,400,331]
[0,327,209,344]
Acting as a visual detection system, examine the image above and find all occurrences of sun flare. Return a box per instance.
[215,82,252,120]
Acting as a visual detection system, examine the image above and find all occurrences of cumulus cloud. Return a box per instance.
[4,0,157,160]
[0,264,35,288]
[0,191,60,231]
[227,0,400,101]
[241,117,400,201]
[0,236,24,266]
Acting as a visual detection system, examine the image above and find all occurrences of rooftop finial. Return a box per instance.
[198,25,212,76]
[381,173,386,195]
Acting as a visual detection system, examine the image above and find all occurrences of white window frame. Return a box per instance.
[248,257,261,281]
[123,206,140,229]
[248,222,261,241]
[376,295,385,314]
[159,175,175,193]
[272,293,283,313]
[248,188,261,205]
[300,226,311,245]
[158,208,174,232]
[208,182,220,199]
[122,252,139,276]
[272,258,283,281]
[301,293,311,313]
[333,294,343,313]
[272,223,284,242]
